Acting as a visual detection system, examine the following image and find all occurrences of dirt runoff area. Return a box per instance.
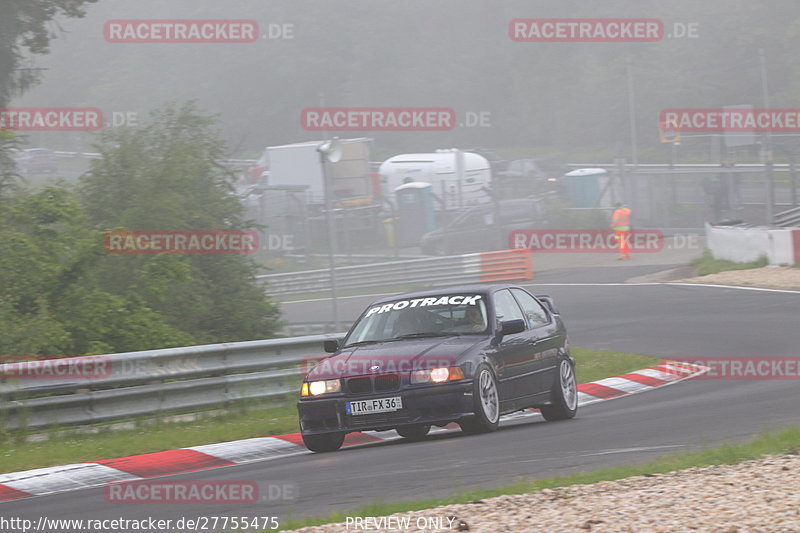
[289,453,800,533]
[678,266,800,290]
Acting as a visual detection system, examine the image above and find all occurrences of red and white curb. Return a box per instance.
[0,361,705,503]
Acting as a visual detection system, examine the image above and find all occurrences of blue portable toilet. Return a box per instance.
[563,168,607,208]
[395,182,437,247]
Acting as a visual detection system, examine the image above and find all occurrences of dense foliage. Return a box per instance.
[0,0,98,108]
[0,103,282,356]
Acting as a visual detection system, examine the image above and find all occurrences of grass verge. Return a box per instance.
[571,347,657,385]
[691,249,768,276]
[0,348,658,475]
[276,426,800,531]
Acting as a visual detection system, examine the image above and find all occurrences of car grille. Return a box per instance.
[347,377,372,394]
[345,373,401,395]
[375,373,400,392]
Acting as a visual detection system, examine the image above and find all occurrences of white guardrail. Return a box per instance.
[0,334,344,430]
[257,249,534,296]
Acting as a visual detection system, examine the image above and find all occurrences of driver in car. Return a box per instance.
[464,305,486,332]
[394,309,425,337]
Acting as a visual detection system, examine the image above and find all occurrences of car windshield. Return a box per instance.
[345,294,489,345]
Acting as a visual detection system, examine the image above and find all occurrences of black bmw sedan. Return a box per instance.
[297,284,577,452]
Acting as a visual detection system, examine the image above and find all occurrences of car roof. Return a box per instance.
[367,284,524,305]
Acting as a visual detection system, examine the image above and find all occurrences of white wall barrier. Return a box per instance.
[705,223,800,266]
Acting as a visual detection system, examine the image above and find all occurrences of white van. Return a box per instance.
[378,151,491,209]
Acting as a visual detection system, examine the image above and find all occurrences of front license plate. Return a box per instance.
[346,396,403,415]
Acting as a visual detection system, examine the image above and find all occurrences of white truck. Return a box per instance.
[378,150,492,209]
[251,138,374,203]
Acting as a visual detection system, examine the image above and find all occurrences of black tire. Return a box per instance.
[540,358,578,421]
[302,431,345,452]
[460,364,500,434]
[396,424,431,441]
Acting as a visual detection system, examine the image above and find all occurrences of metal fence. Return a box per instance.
[563,163,799,230]
[775,206,800,227]
[257,248,534,296]
[0,334,344,431]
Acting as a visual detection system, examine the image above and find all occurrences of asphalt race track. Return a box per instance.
[3,272,800,530]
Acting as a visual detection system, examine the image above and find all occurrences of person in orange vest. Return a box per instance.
[610,202,632,260]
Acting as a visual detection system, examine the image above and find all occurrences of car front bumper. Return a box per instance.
[297,380,474,435]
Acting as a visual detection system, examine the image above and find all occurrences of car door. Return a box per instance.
[449,208,491,253]
[510,288,560,395]
[491,289,537,402]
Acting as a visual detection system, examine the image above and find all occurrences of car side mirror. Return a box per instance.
[323,339,340,353]
[500,319,526,336]
[536,295,560,315]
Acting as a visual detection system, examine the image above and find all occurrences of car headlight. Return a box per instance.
[410,366,466,384]
[301,379,341,397]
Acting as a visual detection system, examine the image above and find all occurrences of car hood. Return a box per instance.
[306,335,485,380]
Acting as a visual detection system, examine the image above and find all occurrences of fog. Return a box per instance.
[11,0,800,162]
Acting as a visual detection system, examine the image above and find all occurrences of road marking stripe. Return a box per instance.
[590,377,655,394]
[635,367,683,381]
[522,282,800,294]
[652,364,693,377]
[0,463,139,497]
[96,449,235,478]
[578,382,629,399]
[0,484,34,503]
[188,437,304,463]
[617,372,669,386]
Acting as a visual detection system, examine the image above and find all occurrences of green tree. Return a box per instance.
[0,130,22,198]
[79,102,283,343]
[0,186,192,355]
[0,0,98,108]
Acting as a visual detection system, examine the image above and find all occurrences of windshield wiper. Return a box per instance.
[343,340,381,347]
[343,339,398,347]
[393,332,461,339]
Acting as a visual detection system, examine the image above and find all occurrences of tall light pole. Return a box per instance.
[317,137,342,331]
[626,58,639,168]
[759,49,775,224]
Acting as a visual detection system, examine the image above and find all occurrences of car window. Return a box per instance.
[493,289,525,326]
[510,288,550,328]
[345,294,488,344]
